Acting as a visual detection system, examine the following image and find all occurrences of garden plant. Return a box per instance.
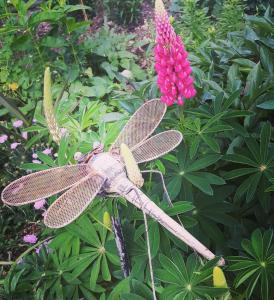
[0,0,273,299]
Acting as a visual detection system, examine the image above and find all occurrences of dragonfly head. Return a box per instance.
[77,142,104,164]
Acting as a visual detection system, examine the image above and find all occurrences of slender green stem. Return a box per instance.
[0,261,14,265]
[65,22,80,68]
[143,211,157,300]
[28,29,45,66]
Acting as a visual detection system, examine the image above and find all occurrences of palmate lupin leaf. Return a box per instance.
[155,250,227,300]
[182,90,252,158]
[166,145,225,200]
[224,122,274,209]
[228,229,274,300]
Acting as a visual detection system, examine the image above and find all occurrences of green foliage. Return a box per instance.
[228,229,274,300]
[156,251,227,299]
[174,0,212,49]
[217,0,244,37]
[103,0,144,25]
[224,122,273,207]
[0,1,274,299]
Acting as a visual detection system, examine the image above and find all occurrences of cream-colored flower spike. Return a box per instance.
[155,0,166,15]
[120,143,144,188]
[44,67,62,144]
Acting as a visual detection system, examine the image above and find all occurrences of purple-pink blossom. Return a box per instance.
[13,120,23,128]
[32,159,41,164]
[22,132,28,140]
[32,153,38,159]
[11,142,20,149]
[34,199,46,210]
[60,127,68,137]
[154,0,196,106]
[42,148,52,155]
[23,234,38,244]
[0,134,8,143]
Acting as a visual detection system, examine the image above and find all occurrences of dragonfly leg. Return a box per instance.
[111,214,131,278]
[141,169,172,207]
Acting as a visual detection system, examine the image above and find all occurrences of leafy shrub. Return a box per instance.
[216,0,244,37]
[103,0,144,25]
[173,0,213,49]
[228,229,274,300]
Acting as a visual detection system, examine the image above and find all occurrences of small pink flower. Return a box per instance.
[154,0,196,106]
[32,159,41,164]
[42,148,52,155]
[32,153,38,159]
[34,198,46,210]
[0,134,8,143]
[23,234,37,244]
[60,127,68,137]
[11,142,20,149]
[13,120,23,128]
[22,132,28,140]
[32,118,37,124]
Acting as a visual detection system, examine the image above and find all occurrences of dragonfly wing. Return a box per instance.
[109,99,166,151]
[44,173,105,228]
[131,130,183,164]
[1,165,91,206]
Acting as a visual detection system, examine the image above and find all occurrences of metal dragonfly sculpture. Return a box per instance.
[1,99,224,265]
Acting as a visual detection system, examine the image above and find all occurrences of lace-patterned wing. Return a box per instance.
[44,173,105,228]
[1,165,90,206]
[132,130,183,164]
[109,99,166,151]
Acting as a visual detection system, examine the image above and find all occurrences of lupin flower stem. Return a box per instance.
[43,67,62,144]
[154,0,196,106]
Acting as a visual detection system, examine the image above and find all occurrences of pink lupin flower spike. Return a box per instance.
[154,0,196,106]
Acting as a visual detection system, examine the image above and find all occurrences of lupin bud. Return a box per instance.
[103,211,112,230]
[120,143,144,188]
[213,266,228,288]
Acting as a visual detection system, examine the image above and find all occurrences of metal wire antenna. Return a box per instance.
[142,170,185,229]
[143,210,157,300]
[129,187,157,300]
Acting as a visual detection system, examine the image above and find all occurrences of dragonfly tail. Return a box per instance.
[112,177,225,266]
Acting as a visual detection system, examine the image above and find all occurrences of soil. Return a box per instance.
[86,0,156,70]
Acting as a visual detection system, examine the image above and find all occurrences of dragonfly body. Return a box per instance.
[89,151,223,264]
[1,99,224,265]
[89,152,125,192]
